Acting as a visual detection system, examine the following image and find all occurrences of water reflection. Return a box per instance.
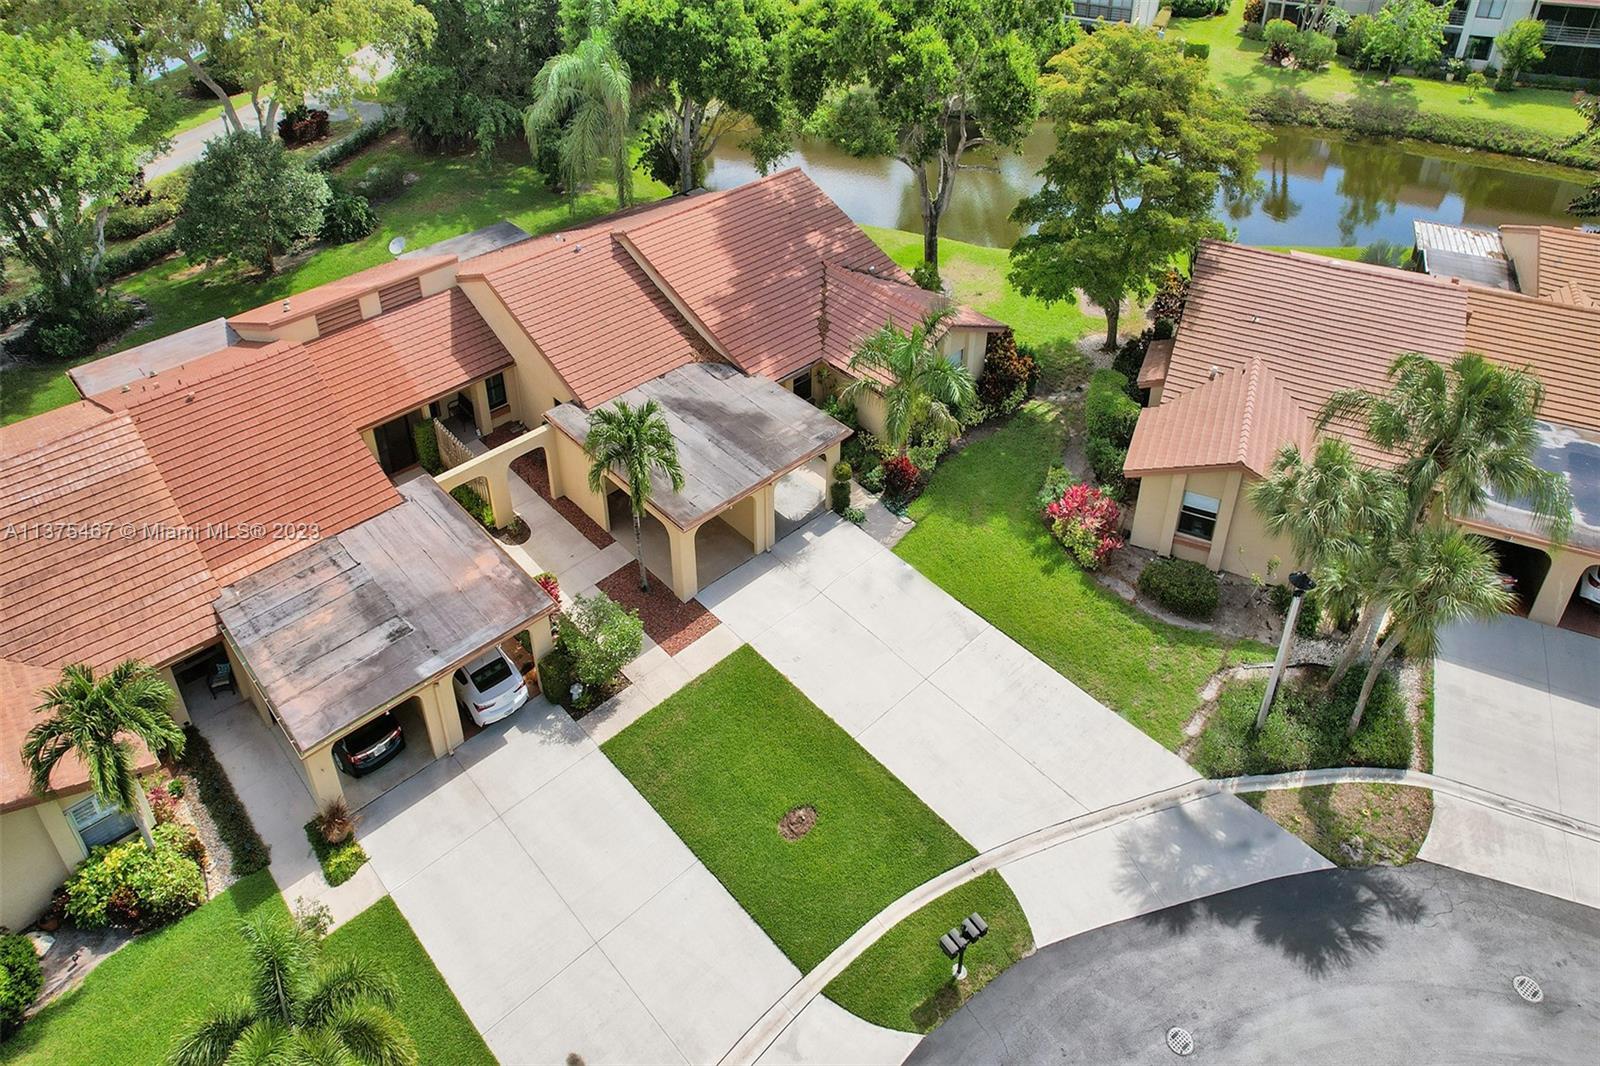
[704,124,1588,249]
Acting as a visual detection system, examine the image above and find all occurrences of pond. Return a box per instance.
[703,123,1592,250]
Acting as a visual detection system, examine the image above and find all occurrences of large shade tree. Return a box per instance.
[1009,26,1262,349]
[175,132,331,275]
[791,0,1070,277]
[585,399,685,592]
[525,0,637,210]
[22,661,184,851]
[837,308,976,456]
[169,912,417,1066]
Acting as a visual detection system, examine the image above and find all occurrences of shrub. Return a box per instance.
[176,132,330,273]
[1035,464,1076,513]
[906,442,942,481]
[350,160,408,203]
[1342,14,1373,62]
[277,106,331,146]
[1171,0,1224,14]
[1242,0,1264,24]
[882,455,920,498]
[314,799,358,845]
[538,644,578,707]
[1263,18,1299,62]
[1045,484,1124,570]
[307,114,398,172]
[174,725,269,874]
[1148,269,1189,324]
[831,461,853,514]
[1084,370,1140,444]
[821,394,859,433]
[304,816,368,887]
[1183,41,1211,60]
[557,591,643,694]
[533,570,561,603]
[1297,30,1337,70]
[860,465,886,494]
[0,932,42,1040]
[1112,335,1149,388]
[412,419,443,475]
[104,198,178,242]
[12,291,139,361]
[1086,437,1130,495]
[975,330,1036,413]
[843,506,866,525]
[910,260,941,292]
[1137,557,1220,620]
[0,290,38,333]
[100,228,179,279]
[450,482,495,527]
[1192,671,1412,777]
[63,822,207,930]
[319,187,378,244]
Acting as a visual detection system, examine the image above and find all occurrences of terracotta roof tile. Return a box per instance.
[303,289,515,429]
[1463,287,1600,435]
[1138,339,1173,388]
[227,255,456,330]
[1504,225,1600,305]
[1125,359,1313,478]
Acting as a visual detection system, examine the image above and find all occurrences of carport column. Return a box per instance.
[669,524,700,601]
[760,483,777,551]
[301,746,347,812]
[528,620,555,661]
[1528,548,1593,626]
[485,465,516,528]
[415,679,462,758]
[159,666,192,726]
[824,442,841,471]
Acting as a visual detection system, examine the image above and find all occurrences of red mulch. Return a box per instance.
[597,562,718,656]
[483,422,614,550]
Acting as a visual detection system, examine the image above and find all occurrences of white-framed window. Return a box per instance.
[1177,491,1221,542]
[65,793,136,850]
[947,346,965,368]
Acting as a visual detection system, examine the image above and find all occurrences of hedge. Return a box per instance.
[100,228,179,279]
[308,112,398,172]
[104,199,179,242]
[175,724,271,875]
[0,931,42,1040]
[1137,557,1220,620]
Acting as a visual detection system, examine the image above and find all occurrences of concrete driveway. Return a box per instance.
[699,515,1328,946]
[357,697,800,1064]
[1423,615,1599,907]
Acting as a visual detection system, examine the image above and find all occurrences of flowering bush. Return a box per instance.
[533,570,561,603]
[64,822,207,930]
[882,455,920,498]
[1044,484,1124,570]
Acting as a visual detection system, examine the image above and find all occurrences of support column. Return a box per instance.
[1206,471,1242,572]
[543,444,564,498]
[36,800,88,868]
[528,621,556,661]
[469,380,494,437]
[301,746,346,812]
[761,484,777,551]
[824,442,841,470]
[1159,474,1187,556]
[485,467,516,528]
[669,525,699,601]
[1528,548,1592,626]
[160,666,192,726]
[420,678,464,754]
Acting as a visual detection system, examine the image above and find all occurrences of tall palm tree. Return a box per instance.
[169,913,417,1066]
[585,398,685,592]
[1344,524,1511,735]
[22,661,185,851]
[525,0,636,213]
[838,309,977,456]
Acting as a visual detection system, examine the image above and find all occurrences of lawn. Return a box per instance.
[1172,0,1589,140]
[0,136,668,425]
[894,402,1269,750]
[602,644,979,972]
[0,873,486,1065]
[824,871,1033,1034]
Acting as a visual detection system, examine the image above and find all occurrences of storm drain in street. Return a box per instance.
[1165,1026,1195,1056]
[1513,975,1544,1003]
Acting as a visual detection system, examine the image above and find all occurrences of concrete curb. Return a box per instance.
[719,768,1597,1065]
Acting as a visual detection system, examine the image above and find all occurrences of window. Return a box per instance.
[485,372,508,410]
[792,370,813,402]
[1466,34,1494,60]
[948,347,965,369]
[66,794,136,850]
[1475,0,1506,19]
[1176,491,1221,542]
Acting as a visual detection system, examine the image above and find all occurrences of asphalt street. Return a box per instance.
[910,862,1600,1065]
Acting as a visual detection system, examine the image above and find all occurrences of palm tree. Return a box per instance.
[22,661,185,851]
[169,913,417,1066]
[585,398,685,592]
[525,0,636,212]
[838,309,977,456]
[1344,524,1511,735]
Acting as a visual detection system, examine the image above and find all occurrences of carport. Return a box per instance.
[215,478,557,811]
[545,362,850,600]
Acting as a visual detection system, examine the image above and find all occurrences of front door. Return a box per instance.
[373,415,418,474]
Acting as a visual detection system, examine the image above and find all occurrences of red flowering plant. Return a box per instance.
[882,455,920,499]
[533,571,561,604]
[1044,483,1124,570]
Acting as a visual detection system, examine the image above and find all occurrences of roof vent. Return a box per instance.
[867,265,878,274]
[573,244,582,253]
[282,299,291,313]
[1209,365,1221,380]
[121,384,131,393]
[1250,314,1260,324]
[185,391,196,403]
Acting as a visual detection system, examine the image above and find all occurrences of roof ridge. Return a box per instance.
[620,167,810,241]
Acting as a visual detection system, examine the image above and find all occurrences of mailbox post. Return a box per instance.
[939,912,989,980]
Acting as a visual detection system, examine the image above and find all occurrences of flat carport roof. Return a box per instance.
[545,362,850,530]
[215,477,555,753]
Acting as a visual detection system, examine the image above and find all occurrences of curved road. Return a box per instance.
[910,863,1600,1065]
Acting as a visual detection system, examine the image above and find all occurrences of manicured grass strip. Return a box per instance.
[861,225,1103,350]
[824,871,1032,1034]
[1239,783,1434,868]
[895,402,1269,750]
[324,897,493,1066]
[0,872,285,1065]
[304,820,370,887]
[603,645,977,971]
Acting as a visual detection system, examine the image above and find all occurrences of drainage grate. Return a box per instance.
[1166,1027,1195,1057]
[1513,975,1544,1003]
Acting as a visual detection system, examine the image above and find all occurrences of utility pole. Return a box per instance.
[1256,571,1316,732]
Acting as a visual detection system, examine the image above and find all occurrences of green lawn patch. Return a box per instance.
[895,402,1269,750]
[824,871,1032,1034]
[1192,670,1414,778]
[1240,782,1433,867]
[861,225,1102,350]
[0,872,284,1065]
[602,644,976,971]
[323,897,493,1066]
[304,820,369,887]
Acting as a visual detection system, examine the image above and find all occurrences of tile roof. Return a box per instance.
[227,255,456,330]
[1463,287,1600,436]
[462,234,715,407]
[0,657,160,812]
[0,408,221,675]
[819,262,1003,378]
[1138,339,1173,389]
[1504,225,1600,306]
[303,288,515,430]
[1125,359,1313,478]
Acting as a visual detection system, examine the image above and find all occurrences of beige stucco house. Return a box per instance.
[0,169,1005,928]
[1125,229,1600,634]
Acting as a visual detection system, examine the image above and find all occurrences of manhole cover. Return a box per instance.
[1165,1026,1195,1057]
[1513,975,1544,1003]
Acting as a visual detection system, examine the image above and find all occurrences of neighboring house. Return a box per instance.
[1124,227,1600,634]
[1258,0,1600,78]
[0,169,1004,926]
[1075,0,1164,27]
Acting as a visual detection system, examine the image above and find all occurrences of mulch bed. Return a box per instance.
[483,421,615,550]
[597,563,718,656]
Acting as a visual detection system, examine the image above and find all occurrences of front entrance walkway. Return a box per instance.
[697,515,1329,951]
[1422,615,1599,906]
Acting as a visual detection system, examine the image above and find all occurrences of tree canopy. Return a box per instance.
[1493,18,1546,90]
[1008,26,1262,348]
[838,308,975,456]
[526,0,636,209]
[1360,0,1450,79]
[790,0,1070,275]
[175,132,331,274]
